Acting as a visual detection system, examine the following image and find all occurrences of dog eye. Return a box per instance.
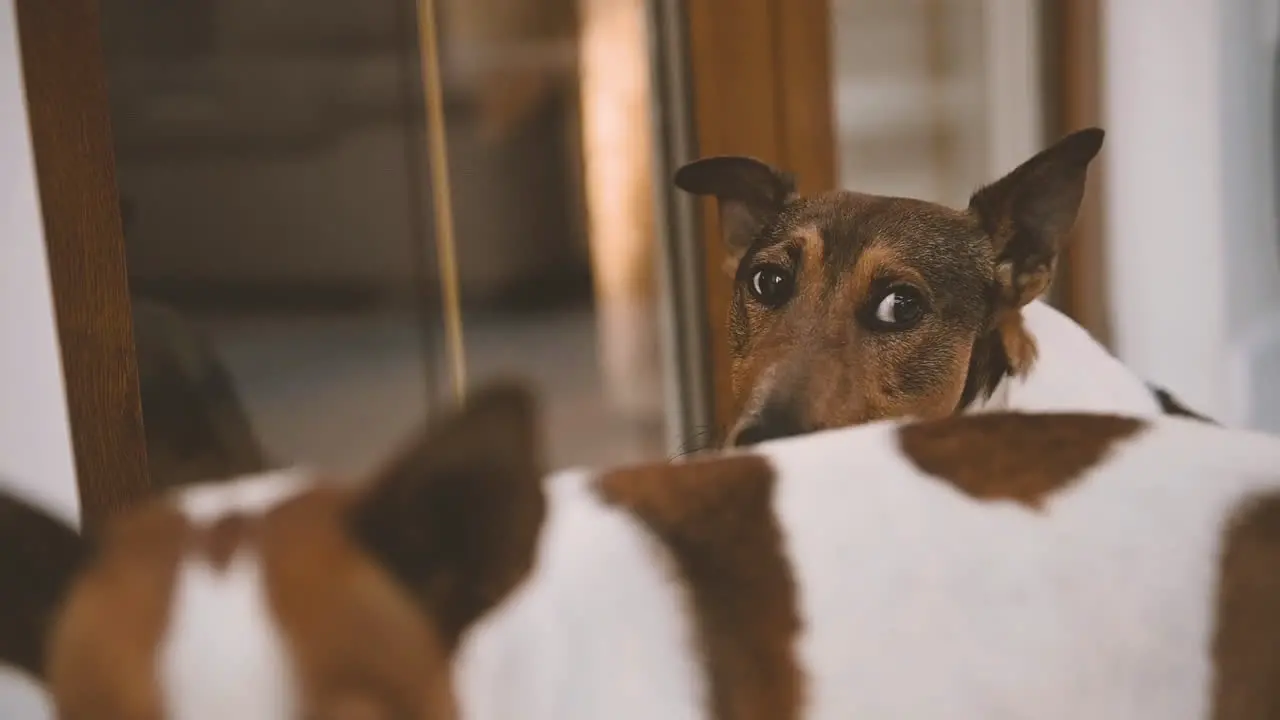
[748,266,794,308]
[870,286,924,330]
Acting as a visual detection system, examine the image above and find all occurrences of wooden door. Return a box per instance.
[684,0,838,437]
[1041,0,1110,347]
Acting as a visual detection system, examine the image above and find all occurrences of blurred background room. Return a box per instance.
[74,0,1280,482]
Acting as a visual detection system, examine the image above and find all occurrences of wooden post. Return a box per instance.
[14,0,150,528]
[685,0,836,435]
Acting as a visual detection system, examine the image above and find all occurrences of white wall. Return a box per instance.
[0,1,80,709]
[1102,0,1280,426]
[980,0,1042,181]
[0,0,80,527]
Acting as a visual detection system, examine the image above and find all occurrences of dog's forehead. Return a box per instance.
[754,191,990,289]
[764,192,982,255]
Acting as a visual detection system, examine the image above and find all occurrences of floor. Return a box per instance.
[196,302,667,478]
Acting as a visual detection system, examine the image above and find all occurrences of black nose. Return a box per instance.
[730,405,807,447]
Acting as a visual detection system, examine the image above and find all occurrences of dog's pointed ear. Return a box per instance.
[347,381,546,650]
[675,156,797,271]
[0,491,87,679]
[968,128,1104,308]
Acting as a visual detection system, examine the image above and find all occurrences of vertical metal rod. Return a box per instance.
[414,0,468,403]
[647,0,716,454]
[395,0,442,419]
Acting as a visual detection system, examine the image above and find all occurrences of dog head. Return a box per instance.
[675,129,1103,447]
[3,383,545,720]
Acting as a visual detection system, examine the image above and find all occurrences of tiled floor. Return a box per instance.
[195,302,667,477]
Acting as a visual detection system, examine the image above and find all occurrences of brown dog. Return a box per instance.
[676,128,1205,446]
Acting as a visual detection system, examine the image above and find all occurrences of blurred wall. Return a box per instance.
[102,0,585,306]
[0,0,80,529]
[830,0,1043,206]
[1102,0,1280,426]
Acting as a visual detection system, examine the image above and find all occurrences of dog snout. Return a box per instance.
[729,403,808,447]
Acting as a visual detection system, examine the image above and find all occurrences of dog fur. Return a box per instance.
[3,383,1279,719]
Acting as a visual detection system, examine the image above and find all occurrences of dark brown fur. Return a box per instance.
[897,412,1145,509]
[1150,383,1217,424]
[597,454,802,720]
[676,129,1105,446]
[347,382,548,652]
[0,494,85,678]
[1212,492,1280,719]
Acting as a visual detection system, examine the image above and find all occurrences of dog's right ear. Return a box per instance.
[674,156,797,270]
[0,491,87,679]
[347,381,546,651]
[968,128,1105,309]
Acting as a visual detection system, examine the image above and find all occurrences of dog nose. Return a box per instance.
[730,405,807,447]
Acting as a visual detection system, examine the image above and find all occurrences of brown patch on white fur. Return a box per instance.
[264,489,458,720]
[47,504,189,719]
[897,413,1145,509]
[1210,492,1280,719]
[677,130,1106,446]
[595,453,802,720]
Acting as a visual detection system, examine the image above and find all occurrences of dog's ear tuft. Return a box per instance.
[674,156,797,269]
[969,127,1104,308]
[0,491,87,679]
[347,381,547,650]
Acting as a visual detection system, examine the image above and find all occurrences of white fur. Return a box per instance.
[174,469,310,525]
[158,550,299,720]
[0,666,51,720]
[455,470,707,720]
[155,469,313,720]
[455,415,1280,719]
[970,300,1163,416]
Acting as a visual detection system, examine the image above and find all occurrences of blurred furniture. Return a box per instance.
[100,0,587,309]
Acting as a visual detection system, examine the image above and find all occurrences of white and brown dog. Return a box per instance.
[675,128,1211,447]
[2,383,1278,719]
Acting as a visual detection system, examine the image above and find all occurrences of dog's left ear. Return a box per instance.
[674,156,797,272]
[968,128,1104,308]
[347,381,546,651]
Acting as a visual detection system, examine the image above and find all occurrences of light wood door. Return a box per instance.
[684,0,838,436]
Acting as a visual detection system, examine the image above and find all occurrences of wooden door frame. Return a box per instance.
[15,0,150,530]
[681,0,837,438]
[1040,0,1111,348]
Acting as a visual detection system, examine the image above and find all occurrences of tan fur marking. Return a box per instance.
[996,310,1039,377]
[796,225,825,287]
[1211,492,1280,719]
[595,454,802,720]
[199,512,253,571]
[263,489,456,720]
[844,243,927,306]
[898,413,1145,509]
[47,504,189,720]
